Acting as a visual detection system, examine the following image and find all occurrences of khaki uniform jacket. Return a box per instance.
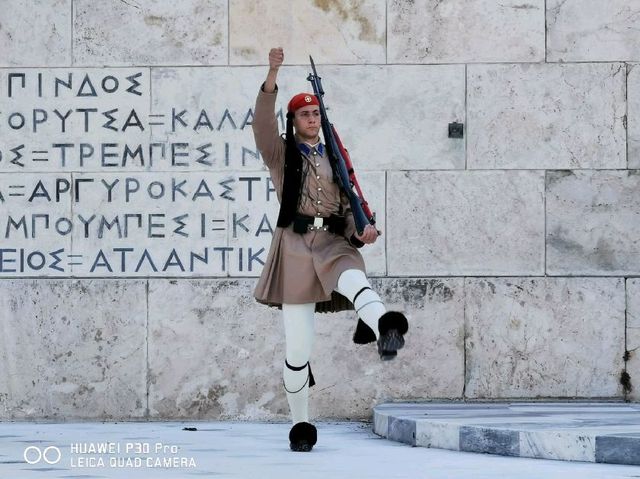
[252,86,366,313]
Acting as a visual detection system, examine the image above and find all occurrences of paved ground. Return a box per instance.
[1,419,639,479]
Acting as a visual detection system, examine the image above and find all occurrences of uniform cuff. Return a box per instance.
[349,234,365,248]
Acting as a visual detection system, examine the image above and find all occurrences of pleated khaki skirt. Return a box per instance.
[254,224,366,313]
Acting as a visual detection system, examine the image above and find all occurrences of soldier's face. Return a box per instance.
[293,105,321,141]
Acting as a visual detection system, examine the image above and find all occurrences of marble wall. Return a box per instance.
[0,0,638,419]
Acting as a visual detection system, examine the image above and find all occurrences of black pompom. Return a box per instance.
[289,422,317,452]
[378,311,409,336]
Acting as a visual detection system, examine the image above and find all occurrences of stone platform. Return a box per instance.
[373,402,640,466]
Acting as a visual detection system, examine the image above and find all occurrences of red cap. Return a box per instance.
[287,93,319,113]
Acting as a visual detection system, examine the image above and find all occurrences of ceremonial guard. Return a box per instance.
[252,47,409,452]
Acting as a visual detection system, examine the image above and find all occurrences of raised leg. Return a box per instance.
[335,269,409,359]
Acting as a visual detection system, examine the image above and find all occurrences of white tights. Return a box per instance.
[282,269,386,424]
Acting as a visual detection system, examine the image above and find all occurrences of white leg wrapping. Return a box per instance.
[336,269,386,340]
[282,302,316,424]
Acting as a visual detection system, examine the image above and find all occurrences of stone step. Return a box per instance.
[373,402,640,466]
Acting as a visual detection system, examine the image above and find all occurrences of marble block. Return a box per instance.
[547,0,640,62]
[150,67,267,172]
[519,430,595,462]
[628,279,640,401]
[0,279,147,419]
[468,63,626,169]
[415,420,461,451]
[630,64,640,168]
[465,277,626,398]
[317,65,465,170]
[73,0,227,66]
[373,408,390,437]
[387,171,545,276]
[347,171,386,276]
[0,0,71,67]
[147,277,464,420]
[0,173,73,277]
[229,1,386,65]
[595,435,640,465]
[0,68,152,173]
[388,0,544,63]
[68,172,231,277]
[388,417,416,446]
[460,426,520,456]
[147,279,285,420]
[546,170,640,275]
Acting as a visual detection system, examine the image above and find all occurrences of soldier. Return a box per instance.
[252,47,408,452]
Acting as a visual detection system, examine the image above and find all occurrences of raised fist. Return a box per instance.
[269,47,284,70]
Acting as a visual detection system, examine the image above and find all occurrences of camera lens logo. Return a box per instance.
[23,446,62,465]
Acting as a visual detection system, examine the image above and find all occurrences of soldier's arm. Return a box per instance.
[341,190,380,247]
[252,48,285,169]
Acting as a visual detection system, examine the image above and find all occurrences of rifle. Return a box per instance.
[306,56,377,236]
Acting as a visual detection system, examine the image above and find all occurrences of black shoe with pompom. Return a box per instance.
[377,312,408,360]
[289,422,317,452]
